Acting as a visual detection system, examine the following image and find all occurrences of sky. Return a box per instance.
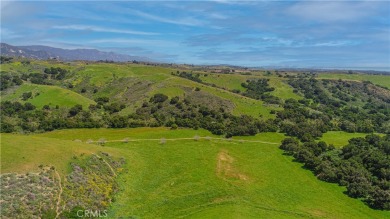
[1,0,390,69]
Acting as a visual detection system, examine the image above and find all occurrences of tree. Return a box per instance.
[69,104,83,117]
[22,92,32,101]
[169,96,179,104]
[150,93,168,103]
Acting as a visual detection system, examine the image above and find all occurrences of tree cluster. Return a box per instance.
[0,73,23,90]
[44,67,68,80]
[0,56,13,64]
[134,94,277,137]
[275,98,331,142]
[288,78,390,134]
[280,134,390,210]
[241,79,281,104]
[174,71,203,83]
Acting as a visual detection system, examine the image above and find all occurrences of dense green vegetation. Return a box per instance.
[280,134,390,209]
[0,72,23,90]
[240,79,281,104]
[279,78,390,142]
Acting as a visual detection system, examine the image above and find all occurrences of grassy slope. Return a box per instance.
[0,60,77,75]
[1,61,285,118]
[320,131,386,148]
[147,75,277,118]
[0,134,119,175]
[199,73,301,100]
[31,62,276,118]
[2,83,95,108]
[268,78,302,100]
[317,73,390,89]
[36,128,389,218]
[71,63,175,87]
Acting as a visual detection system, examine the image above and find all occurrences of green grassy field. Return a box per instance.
[31,128,390,218]
[199,73,247,91]
[0,133,120,175]
[36,127,216,141]
[320,131,386,148]
[199,73,301,100]
[71,63,175,87]
[2,83,95,108]
[268,78,302,100]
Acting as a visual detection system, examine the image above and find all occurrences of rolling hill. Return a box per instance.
[1,58,390,218]
[2,128,388,218]
[2,83,95,108]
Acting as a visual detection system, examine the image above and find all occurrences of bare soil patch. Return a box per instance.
[216,150,249,182]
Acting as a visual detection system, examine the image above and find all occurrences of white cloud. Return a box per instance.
[89,38,179,47]
[52,25,158,35]
[0,27,22,39]
[126,8,204,26]
[287,1,382,23]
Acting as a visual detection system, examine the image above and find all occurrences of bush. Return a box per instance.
[150,93,168,103]
[170,96,179,104]
[22,92,32,101]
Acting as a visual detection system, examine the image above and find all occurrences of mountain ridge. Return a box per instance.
[0,43,149,62]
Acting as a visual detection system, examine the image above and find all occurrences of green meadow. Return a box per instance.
[14,128,387,218]
[320,131,386,148]
[2,83,95,108]
[199,73,301,100]
[0,133,119,175]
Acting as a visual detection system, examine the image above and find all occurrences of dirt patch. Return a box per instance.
[216,150,249,182]
[308,209,327,217]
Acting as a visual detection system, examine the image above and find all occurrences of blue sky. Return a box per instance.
[1,1,390,69]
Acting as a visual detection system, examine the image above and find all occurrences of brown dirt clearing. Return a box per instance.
[216,150,249,182]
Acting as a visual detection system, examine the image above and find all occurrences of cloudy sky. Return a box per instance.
[1,1,390,69]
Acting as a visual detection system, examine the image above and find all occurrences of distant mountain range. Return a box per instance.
[0,43,149,62]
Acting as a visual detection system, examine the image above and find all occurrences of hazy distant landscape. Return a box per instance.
[1,1,389,218]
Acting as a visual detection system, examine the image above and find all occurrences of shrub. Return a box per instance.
[150,93,168,103]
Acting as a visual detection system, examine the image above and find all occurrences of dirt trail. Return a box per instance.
[87,137,279,145]
[93,154,117,177]
[54,169,63,219]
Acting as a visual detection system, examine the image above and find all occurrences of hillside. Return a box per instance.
[1,59,279,118]
[0,133,120,175]
[6,128,388,218]
[2,83,95,108]
[1,58,390,217]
